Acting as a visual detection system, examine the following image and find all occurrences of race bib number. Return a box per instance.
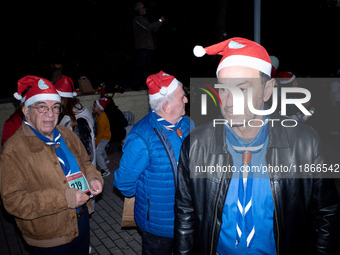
[66,171,93,198]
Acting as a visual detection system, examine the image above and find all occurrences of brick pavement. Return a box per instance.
[0,148,142,255]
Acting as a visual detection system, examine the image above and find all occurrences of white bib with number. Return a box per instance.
[66,171,92,197]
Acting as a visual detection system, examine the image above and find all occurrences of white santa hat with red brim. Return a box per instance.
[54,76,77,98]
[14,75,61,107]
[146,70,180,100]
[193,37,272,77]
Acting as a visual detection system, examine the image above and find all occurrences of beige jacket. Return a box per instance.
[0,123,104,247]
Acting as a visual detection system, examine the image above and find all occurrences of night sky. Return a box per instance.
[0,0,339,100]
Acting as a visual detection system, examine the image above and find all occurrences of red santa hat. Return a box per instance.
[54,76,77,98]
[95,97,111,111]
[146,70,179,100]
[193,37,272,77]
[100,83,107,98]
[277,71,296,84]
[99,83,115,98]
[14,75,61,107]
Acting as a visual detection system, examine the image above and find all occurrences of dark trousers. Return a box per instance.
[131,49,153,90]
[138,227,174,255]
[28,208,90,255]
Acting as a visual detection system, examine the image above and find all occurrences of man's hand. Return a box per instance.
[89,179,103,196]
[75,189,90,208]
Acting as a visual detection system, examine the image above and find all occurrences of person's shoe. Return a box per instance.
[101,169,110,177]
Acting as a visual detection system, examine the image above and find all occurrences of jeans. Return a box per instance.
[96,139,110,170]
[28,208,90,255]
[138,227,174,255]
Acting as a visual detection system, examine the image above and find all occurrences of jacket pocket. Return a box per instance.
[147,199,150,221]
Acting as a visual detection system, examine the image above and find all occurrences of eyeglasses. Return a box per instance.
[30,105,62,114]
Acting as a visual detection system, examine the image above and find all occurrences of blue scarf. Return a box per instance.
[152,111,184,141]
[225,118,269,248]
[24,119,71,176]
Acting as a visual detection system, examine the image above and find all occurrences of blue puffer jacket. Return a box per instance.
[114,111,191,238]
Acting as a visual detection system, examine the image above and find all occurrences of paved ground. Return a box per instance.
[0,148,142,255]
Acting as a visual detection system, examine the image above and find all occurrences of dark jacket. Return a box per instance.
[133,15,162,50]
[174,118,340,255]
[105,100,127,143]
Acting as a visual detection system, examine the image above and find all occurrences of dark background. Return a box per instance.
[0,0,339,100]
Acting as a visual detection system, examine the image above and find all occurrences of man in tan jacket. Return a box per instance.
[0,75,103,255]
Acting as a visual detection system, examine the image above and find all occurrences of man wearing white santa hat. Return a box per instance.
[174,37,340,255]
[114,71,191,254]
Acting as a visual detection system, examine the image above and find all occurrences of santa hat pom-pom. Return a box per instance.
[193,45,206,57]
[159,86,168,96]
[72,92,78,97]
[13,92,22,100]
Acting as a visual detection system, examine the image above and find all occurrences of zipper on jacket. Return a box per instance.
[147,199,150,221]
[153,128,177,188]
[266,155,280,255]
[210,171,227,255]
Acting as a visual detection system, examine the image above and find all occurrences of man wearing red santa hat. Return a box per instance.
[174,38,340,255]
[0,75,103,254]
[114,71,191,254]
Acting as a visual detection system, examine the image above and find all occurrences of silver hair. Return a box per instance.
[149,82,183,113]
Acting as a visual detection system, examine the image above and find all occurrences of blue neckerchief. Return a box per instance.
[225,117,269,248]
[224,118,269,154]
[24,119,71,176]
[152,111,184,142]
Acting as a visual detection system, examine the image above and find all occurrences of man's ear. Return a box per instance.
[264,78,275,102]
[162,101,170,114]
[22,106,29,120]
